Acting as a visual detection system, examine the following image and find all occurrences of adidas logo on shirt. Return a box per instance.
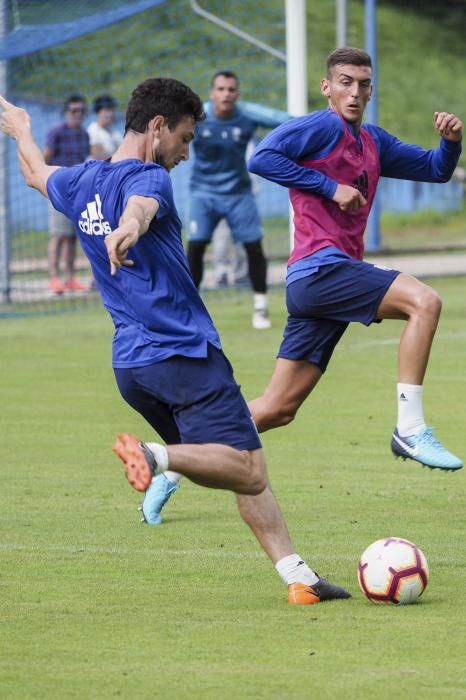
[78,193,112,236]
[352,169,369,199]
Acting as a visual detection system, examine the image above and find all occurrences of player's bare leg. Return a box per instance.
[113,433,266,494]
[113,433,350,603]
[248,358,322,432]
[236,477,294,563]
[237,479,351,604]
[377,273,462,470]
[376,273,441,384]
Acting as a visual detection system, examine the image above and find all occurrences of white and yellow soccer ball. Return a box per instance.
[358,537,429,605]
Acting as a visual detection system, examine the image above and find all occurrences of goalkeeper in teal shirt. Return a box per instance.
[187,70,289,330]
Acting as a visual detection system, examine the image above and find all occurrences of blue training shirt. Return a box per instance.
[190,100,290,195]
[47,159,222,367]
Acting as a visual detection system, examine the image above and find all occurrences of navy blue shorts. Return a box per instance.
[188,192,262,244]
[114,344,261,451]
[279,259,400,372]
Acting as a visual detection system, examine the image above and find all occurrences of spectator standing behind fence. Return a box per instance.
[44,94,90,294]
[187,70,289,329]
[87,95,123,291]
[88,95,123,160]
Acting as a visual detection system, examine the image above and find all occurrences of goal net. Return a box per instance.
[0,0,290,317]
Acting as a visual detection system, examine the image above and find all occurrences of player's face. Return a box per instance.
[210,76,239,118]
[320,64,372,128]
[152,116,195,171]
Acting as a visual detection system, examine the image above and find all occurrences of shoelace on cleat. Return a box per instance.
[418,427,446,452]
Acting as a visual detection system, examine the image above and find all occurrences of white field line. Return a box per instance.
[0,542,458,569]
[0,542,263,558]
[0,542,459,568]
[0,541,359,561]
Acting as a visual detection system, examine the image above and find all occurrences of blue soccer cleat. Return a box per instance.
[139,473,179,525]
[391,427,463,471]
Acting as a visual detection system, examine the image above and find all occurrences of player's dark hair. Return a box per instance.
[93,95,117,113]
[125,78,205,134]
[326,48,372,77]
[211,70,239,88]
[64,94,86,112]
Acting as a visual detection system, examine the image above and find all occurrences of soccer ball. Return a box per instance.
[358,537,429,605]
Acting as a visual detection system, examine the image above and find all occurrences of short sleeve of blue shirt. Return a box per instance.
[47,166,72,214]
[121,163,171,219]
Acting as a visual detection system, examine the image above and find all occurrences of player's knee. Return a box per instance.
[416,286,442,320]
[429,289,442,318]
[244,451,267,494]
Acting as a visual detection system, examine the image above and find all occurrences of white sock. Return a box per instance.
[164,470,183,484]
[145,442,169,471]
[253,293,268,311]
[275,553,319,586]
[397,383,426,437]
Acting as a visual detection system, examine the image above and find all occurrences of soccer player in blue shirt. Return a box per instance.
[187,70,289,330]
[247,47,463,472]
[0,80,350,605]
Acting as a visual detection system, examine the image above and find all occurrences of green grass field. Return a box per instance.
[1,279,465,699]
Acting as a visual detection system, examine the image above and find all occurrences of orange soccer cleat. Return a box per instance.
[112,433,158,492]
[288,578,351,605]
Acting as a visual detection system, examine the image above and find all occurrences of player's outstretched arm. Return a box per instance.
[434,111,463,142]
[105,194,159,275]
[0,95,59,197]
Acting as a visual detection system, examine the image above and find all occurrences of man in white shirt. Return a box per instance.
[87,95,123,290]
[88,95,122,160]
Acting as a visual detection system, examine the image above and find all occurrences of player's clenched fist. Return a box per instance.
[0,94,31,140]
[332,183,367,211]
[434,111,463,142]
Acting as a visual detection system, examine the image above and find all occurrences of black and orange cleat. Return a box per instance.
[288,578,351,605]
[112,433,158,492]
